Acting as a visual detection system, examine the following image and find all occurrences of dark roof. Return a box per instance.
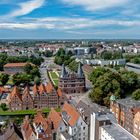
[77,62,84,78]
[76,100,110,124]
[60,64,67,78]
[116,98,140,109]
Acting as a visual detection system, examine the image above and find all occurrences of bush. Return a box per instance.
[0,103,8,111]
[132,89,140,100]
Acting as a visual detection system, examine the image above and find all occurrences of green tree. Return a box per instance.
[120,70,139,94]
[90,72,122,106]
[34,76,40,85]
[0,103,8,111]
[24,63,33,73]
[89,67,108,84]
[101,51,112,60]
[0,73,9,85]
[43,50,53,57]
[132,89,140,100]
[68,60,79,72]
[112,51,122,59]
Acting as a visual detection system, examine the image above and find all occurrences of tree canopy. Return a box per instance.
[89,67,140,106]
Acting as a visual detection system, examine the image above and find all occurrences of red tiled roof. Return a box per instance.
[62,102,80,127]
[10,86,22,101]
[38,83,46,94]
[22,117,34,140]
[34,111,52,135]
[48,108,62,130]
[46,83,53,93]
[4,63,28,67]
[22,86,33,100]
[33,84,38,95]
[0,87,9,93]
[57,88,62,97]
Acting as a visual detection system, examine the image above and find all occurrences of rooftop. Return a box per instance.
[4,63,28,67]
[102,124,137,140]
[62,102,80,127]
[116,98,140,108]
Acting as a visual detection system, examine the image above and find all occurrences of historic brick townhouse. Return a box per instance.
[58,63,86,94]
[133,111,140,139]
[110,96,140,138]
[9,83,66,110]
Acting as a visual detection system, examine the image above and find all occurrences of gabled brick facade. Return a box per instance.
[9,83,66,110]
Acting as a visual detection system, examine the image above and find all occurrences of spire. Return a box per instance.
[60,64,67,78]
[110,94,116,101]
[77,62,84,78]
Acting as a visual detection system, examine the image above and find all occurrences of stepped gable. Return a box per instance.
[38,83,46,94]
[10,86,22,101]
[33,84,38,95]
[46,82,53,93]
[22,86,33,100]
[62,102,80,127]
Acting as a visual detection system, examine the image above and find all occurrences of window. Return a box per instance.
[83,127,85,130]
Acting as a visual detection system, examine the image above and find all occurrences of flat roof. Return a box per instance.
[126,62,140,68]
[102,124,137,140]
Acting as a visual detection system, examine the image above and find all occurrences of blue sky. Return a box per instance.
[0,0,140,39]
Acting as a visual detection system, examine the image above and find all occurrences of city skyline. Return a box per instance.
[0,0,140,39]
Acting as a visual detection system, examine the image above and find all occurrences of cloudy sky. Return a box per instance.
[0,0,140,39]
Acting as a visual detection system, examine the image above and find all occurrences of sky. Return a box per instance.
[0,0,140,39]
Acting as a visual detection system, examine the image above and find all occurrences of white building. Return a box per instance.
[60,102,88,140]
[90,112,111,140]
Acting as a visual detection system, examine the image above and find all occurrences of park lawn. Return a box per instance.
[0,108,60,116]
[53,79,59,86]
[49,71,59,79]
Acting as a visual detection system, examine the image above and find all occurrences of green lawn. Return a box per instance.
[49,71,59,79]
[53,79,59,86]
[48,71,59,86]
[0,108,60,116]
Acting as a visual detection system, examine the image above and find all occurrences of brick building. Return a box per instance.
[9,83,66,110]
[58,63,86,94]
[133,111,140,139]
[110,96,140,135]
[4,62,29,74]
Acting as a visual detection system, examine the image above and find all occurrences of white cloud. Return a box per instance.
[7,0,45,17]
[61,0,130,11]
[0,17,140,30]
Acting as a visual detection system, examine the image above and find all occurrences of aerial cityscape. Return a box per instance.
[0,0,140,140]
